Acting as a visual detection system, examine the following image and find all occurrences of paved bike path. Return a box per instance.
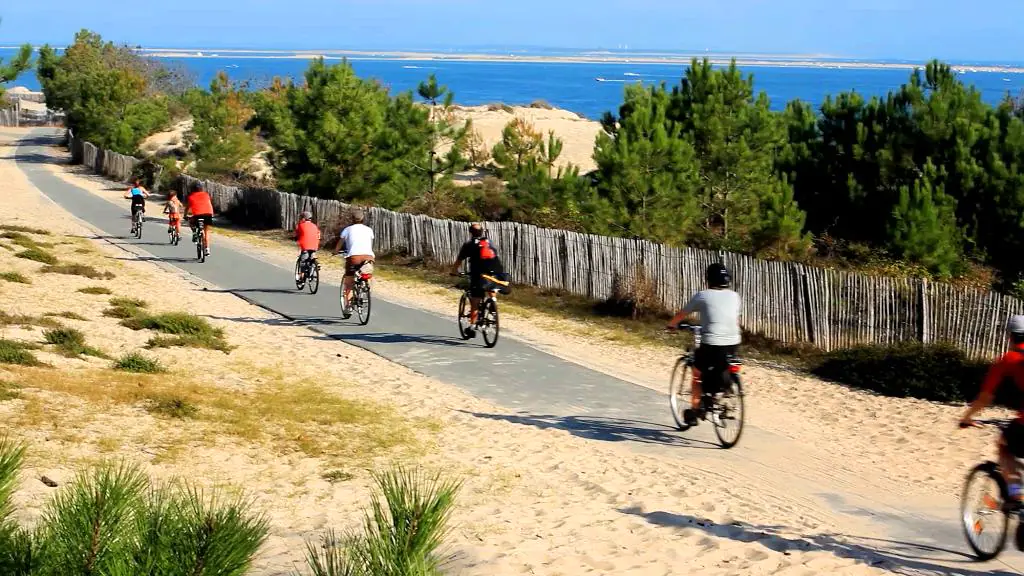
[14,132,1023,574]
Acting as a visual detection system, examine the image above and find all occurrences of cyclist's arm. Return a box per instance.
[666,294,700,329]
[334,230,347,254]
[961,361,1006,424]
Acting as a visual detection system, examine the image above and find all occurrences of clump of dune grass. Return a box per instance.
[117,309,232,353]
[16,247,58,265]
[0,271,29,284]
[78,286,112,295]
[112,352,165,374]
[0,339,43,367]
[42,264,114,280]
[0,381,22,401]
[45,311,88,321]
[104,297,148,319]
[0,311,61,329]
[0,224,50,235]
[147,395,199,419]
[43,327,108,359]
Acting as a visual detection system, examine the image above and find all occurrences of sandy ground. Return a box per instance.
[0,127,1010,574]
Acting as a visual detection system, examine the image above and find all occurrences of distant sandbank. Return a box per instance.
[135,48,1024,74]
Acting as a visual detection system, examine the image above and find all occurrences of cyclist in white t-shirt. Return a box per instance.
[334,208,375,319]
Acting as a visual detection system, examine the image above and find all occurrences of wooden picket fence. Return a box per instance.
[66,136,1024,358]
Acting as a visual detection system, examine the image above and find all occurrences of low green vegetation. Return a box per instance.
[0,231,52,250]
[0,272,29,284]
[298,467,460,576]
[0,339,43,367]
[0,224,50,236]
[0,382,22,401]
[43,327,107,359]
[112,352,165,374]
[41,264,115,279]
[0,311,61,329]
[0,437,270,575]
[15,247,57,265]
[147,395,199,419]
[112,304,233,353]
[77,286,112,295]
[44,311,88,321]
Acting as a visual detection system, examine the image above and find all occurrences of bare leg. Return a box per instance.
[691,368,703,410]
[469,297,481,324]
[1000,438,1021,500]
[343,276,354,309]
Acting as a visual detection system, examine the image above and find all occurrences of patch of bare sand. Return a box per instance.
[8,129,956,574]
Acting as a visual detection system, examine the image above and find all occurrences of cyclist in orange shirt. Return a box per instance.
[184,182,215,256]
[294,211,321,284]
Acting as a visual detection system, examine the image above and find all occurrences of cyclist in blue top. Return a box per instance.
[123,179,150,224]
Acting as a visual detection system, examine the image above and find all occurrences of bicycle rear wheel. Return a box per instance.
[457,293,472,340]
[356,282,371,325]
[308,264,320,294]
[712,376,745,448]
[196,226,206,263]
[137,215,143,239]
[962,462,1010,561]
[295,258,305,289]
[668,357,695,431]
[481,298,499,348]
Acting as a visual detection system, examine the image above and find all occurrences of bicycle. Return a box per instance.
[959,418,1024,560]
[167,221,180,246]
[190,219,207,263]
[130,207,144,239]
[294,252,320,294]
[338,253,372,325]
[667,323,745,448]
[456,273,501,348]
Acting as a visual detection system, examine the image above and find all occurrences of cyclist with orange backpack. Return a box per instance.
[451,223,503,338]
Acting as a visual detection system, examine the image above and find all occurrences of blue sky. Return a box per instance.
[3,0,1022,62]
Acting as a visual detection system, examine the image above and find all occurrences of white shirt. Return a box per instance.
[682,289,742,346]
[340,223,374,257]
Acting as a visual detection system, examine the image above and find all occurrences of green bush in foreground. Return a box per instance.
[0,340,42,367]
[41,264,114,280]
[77,286,112,295]
[0,272,29,284]
[298,467,461,576]
[0,437,269,575]
[113,352,165,374]
[121,311,233,353]
[811,342,993,403]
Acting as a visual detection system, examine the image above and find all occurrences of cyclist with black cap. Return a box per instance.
[666,262,742,427]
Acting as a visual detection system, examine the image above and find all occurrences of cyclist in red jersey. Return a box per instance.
[294,211,320,284]
[961,315,1024,502]
[184,182,215,256]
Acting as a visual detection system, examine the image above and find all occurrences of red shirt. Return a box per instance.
[981,345,1024,420]
[187,191,214,216]
[295,220,320,251]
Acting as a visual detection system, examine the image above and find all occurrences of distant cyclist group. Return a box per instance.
[124,180,215,259]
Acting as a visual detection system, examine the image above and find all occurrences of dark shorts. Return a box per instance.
[189,215,213,228]
[694,344,739,394]
[1004,421,1024,458]
[468,274,491,298]
[130,198,145,214]
[298,249,317,261]
[345,255,373,277]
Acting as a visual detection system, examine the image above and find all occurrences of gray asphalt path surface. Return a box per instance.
[14,131,1024,575]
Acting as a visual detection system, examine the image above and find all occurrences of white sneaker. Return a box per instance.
[204,248,210,256]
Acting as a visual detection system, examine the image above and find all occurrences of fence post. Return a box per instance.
[919,277,930,344]
[800,266,816,346]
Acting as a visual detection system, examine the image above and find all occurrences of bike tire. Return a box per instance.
[668,357,694,431]
[356,283,371,325]
[713,375,745,449]
[196,227,205,263]
[308,264,320,295]
[457,293,472,340]
[295,258,304,290]
[961,461,1010,561]
[137,217,143,239]
[481,298,499,348]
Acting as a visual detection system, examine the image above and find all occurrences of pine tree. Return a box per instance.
[0,20,31,101]
[417,74,468,192]
[888,167,963,277]
[491,117,543,178]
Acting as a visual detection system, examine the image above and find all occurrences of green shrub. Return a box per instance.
[0,438,268,573]
[146,334,233,353]
[0,340,42,367]
[123,312,232,353]
[45,311,88,321]
[104,297,148,320]
[15,248,58,265]
[77,286,113,295]
[811,342,991,403]
[43,327,107,359]
[0,272,29,284]
[299,467,460,576]
[0,311,61,329]
[113,352,165,374]
[0,382,22,401]
[42,264,115,279]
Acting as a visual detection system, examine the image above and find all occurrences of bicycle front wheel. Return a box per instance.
[668,358,694,431]
[481,298,499,348]
[308,264,320,294]
[356,283,371,325]
[713,375,745,448]
[962,462,1010,561]
[457,293,472,340]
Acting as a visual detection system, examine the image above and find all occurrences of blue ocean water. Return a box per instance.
[4,48,1022,119]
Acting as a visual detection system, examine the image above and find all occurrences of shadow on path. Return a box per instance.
[209,314,347,328]
[463,411,719,448]
[619,506,1014,576]
[322,332,469,347]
